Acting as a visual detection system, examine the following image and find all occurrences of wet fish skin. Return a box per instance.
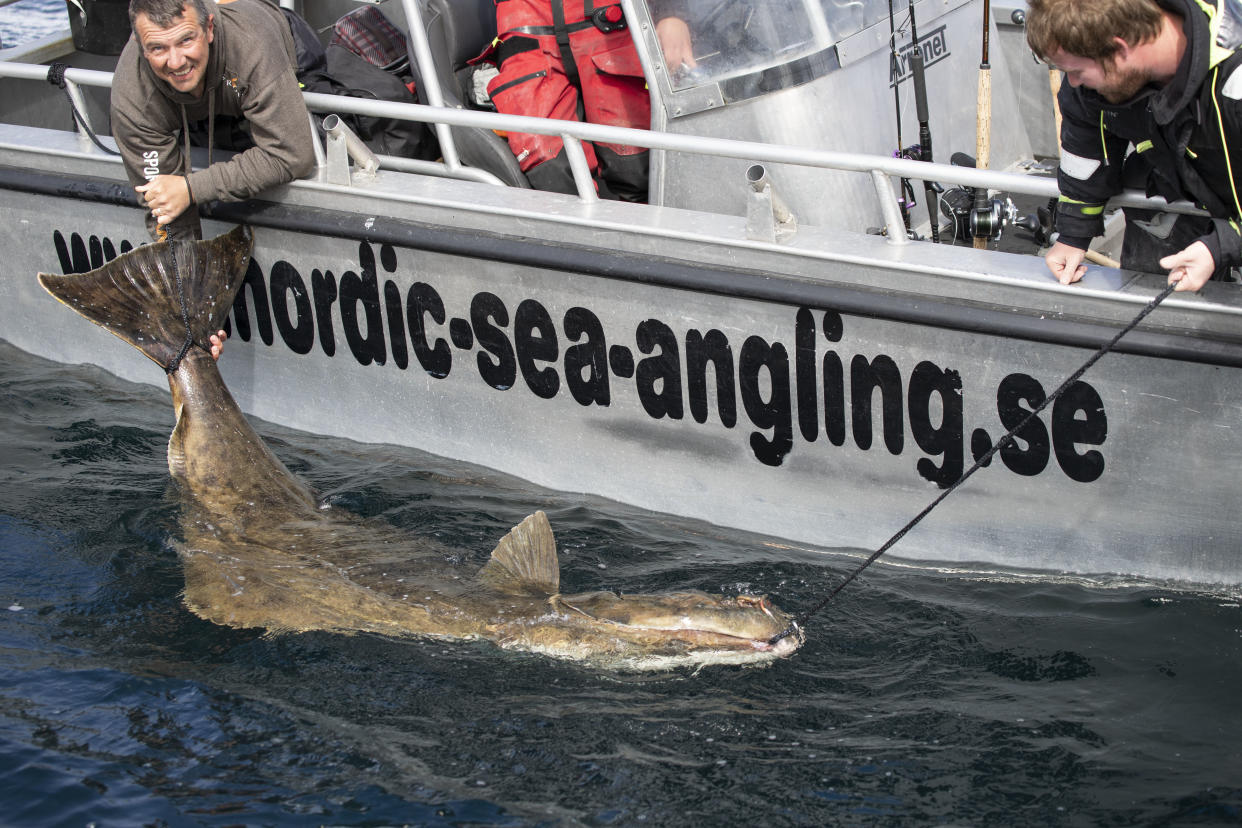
[38,226,803,670]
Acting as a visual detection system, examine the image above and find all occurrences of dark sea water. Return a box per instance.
[2,337,1241,827]
[0,0,67,49]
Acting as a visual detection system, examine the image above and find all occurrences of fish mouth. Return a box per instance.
[551,592,804,655]
[760,622,805,652]
[696,621,804,654]
[637,619,804,653]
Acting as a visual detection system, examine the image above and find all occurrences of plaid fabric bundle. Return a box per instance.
[330,6,409,70]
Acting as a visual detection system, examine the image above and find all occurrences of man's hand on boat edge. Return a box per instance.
[1047,238,1215,293]
[1160,240,1215,293]
[1045,241,1089,286]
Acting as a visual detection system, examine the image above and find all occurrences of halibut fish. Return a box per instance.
[38,226,803,670]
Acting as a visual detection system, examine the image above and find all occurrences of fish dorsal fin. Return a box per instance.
[480,511,560,596]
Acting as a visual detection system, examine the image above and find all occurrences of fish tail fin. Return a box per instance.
[37,225,254,369]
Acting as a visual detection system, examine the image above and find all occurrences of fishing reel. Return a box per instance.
[888,144,946,240]
[892,145,926,213]
[940,186,1018,242]
[940,152,1019,243]
[895,144,926,163]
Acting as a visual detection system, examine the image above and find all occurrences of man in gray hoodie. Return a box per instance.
[111,0,316,240]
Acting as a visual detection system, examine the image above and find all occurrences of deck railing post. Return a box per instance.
[872,169,911,245]
[62,77,93,146]
[562,134,598,201]
[308,112,326,170]
[399,0,461,171]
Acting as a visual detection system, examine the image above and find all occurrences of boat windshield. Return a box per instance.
[653,0,894,92]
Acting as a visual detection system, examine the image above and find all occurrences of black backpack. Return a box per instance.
[282,8,440,162]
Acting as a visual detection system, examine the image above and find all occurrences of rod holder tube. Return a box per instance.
[747,164,795,227]
[746,164,797,242]
[322,114,380,183]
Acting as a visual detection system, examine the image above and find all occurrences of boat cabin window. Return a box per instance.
[648,0,893,98]
[817,0,903,40]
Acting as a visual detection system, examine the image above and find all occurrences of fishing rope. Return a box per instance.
[769,280,1180,646]
[46,63,121,157]
[160,232,199,374]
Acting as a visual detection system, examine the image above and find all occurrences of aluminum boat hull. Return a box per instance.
[3,125,1241,587]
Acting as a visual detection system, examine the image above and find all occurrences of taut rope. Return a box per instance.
[769,281,1180,646]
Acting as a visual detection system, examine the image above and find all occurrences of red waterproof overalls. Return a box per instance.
[486,0,651,201]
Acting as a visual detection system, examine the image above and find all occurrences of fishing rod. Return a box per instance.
[768,281,1181,646]
[888,0,913,235]
[971,0,993,248]
[940,2,1015,249]
[907,0,940,242]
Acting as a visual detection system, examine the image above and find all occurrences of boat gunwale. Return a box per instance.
[8,156,1242,369]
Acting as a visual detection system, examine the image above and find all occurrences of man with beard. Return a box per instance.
[1027,0,1242,291]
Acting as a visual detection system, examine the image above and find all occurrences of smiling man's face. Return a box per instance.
[135,3,214,97]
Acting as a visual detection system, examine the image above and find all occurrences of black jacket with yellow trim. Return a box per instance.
[1054,0,1242,271]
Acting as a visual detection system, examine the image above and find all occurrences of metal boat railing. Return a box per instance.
[0,55,1205,245]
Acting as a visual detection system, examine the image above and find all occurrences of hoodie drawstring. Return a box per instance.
[180,104,192,178]
[178,85,217,179]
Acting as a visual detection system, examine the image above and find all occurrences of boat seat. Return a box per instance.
[421,0,530,188]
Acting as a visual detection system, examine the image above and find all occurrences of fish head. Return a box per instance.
[481,511,803,669]
[539,588,804,670]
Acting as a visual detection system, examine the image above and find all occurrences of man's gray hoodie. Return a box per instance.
[111,0,316,239]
